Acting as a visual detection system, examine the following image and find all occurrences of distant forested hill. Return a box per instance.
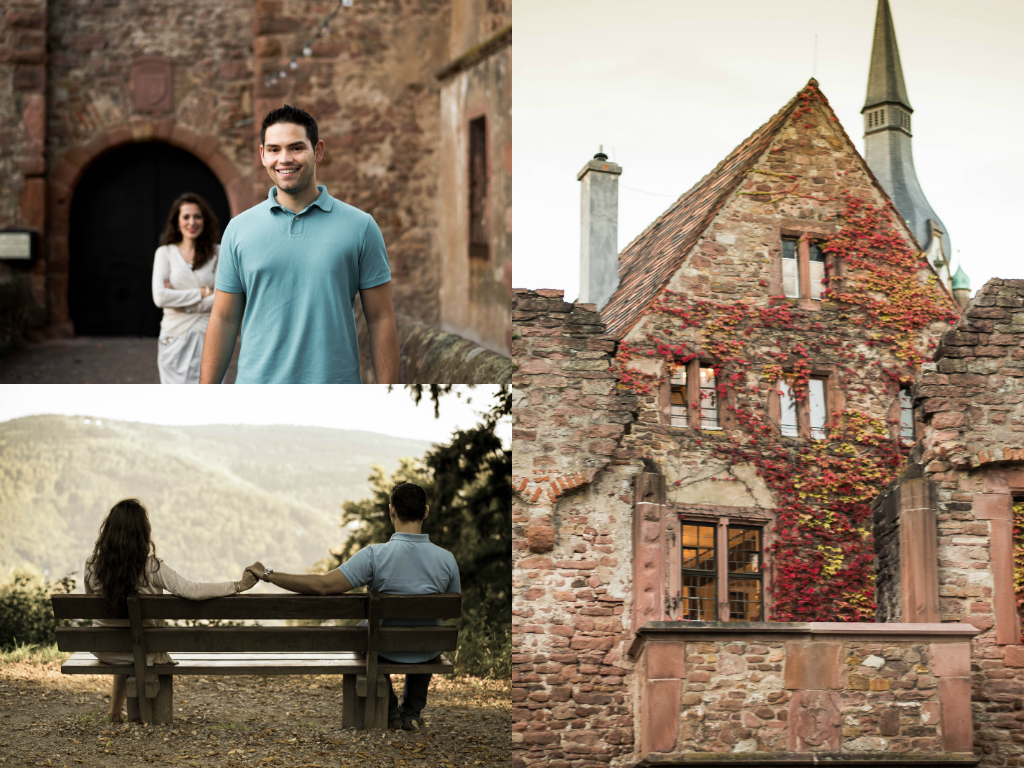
[0,415,432,587]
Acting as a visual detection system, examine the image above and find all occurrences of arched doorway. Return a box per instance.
[68,142,232,336]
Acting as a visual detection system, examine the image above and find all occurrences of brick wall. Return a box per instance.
[512,289,641,768]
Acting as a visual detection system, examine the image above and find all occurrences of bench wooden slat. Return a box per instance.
[57,625,456,653]
[51,594,370,621]
[60,651,454,676]
[56,627,133,653]
[377,627,459,652]
[378,593,462,620]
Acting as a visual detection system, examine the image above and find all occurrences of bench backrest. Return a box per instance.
[51,592,461,656]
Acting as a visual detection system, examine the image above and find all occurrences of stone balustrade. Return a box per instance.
[629,621,979,766]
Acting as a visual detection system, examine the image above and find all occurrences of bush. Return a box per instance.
[0,570,77,650]
[450,608,510,680]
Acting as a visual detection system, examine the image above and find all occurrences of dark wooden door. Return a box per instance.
[69,143,232,337]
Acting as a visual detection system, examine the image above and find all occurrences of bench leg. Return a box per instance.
[126,674,171,724]
[342,674,361,729]
[126,691,141,723]
[353,674,389,730]
[153,675,173,724]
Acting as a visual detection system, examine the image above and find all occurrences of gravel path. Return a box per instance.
[0,659,509,767]
[0,337,239,384]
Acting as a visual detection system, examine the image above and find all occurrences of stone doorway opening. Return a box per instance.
[68,142,231,337]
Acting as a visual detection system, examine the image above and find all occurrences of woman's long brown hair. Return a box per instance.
[90,498,157,608]
[159,192,221,271]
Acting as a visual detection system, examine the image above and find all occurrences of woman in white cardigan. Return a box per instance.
[151,193,221,383]
[85,498,261,723]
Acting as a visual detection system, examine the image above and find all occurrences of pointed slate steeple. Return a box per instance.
[861,0,952,286]
[864,0,911,112]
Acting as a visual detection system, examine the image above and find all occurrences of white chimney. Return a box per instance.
[578,147,622,310]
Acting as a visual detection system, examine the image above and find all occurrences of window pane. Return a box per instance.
[670,367,688,428]
[809,243,824,300]
[779,378,798,437]
[900,387,914,442]
[699,366,720,430]
[809,378,827,440]
[728,578,762,622]
[727,527,761,574]
[681,524,716,571]
[681,574,716,621]
[782,239,799,298]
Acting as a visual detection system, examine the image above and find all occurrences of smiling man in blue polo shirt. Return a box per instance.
[200,105,400,383]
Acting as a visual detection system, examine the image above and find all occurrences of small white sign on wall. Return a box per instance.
[0,232,32,260]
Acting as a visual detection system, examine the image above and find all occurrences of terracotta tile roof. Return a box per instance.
[601,86,805,339]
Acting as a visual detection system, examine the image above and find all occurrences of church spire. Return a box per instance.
[863,0,911,112]
[861,0,952,287]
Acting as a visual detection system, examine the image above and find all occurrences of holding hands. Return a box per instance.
[244,562,265,583]
[235,562,263,593]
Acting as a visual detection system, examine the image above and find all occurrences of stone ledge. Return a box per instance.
[638,753,979,766]
[629,621,978,656]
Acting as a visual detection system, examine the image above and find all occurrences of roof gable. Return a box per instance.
[600,79,952,339]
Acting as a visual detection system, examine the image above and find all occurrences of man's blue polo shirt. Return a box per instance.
[338,532,461,663]
[216,185,391,383]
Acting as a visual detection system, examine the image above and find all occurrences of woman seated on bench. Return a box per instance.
[84,498,260,723]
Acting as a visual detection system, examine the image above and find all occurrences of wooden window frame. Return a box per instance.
[766,367,845,439]
[667,504,775,622]
[772,224,838,310]
[888,385,919,445]
[661,359,728,432]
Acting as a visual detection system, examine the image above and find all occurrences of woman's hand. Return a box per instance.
[237,568,258,592]
[164,279,173,289]
[201,286,213,298]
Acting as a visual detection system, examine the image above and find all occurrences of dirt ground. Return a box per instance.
[0,337,239,384]
[0,660,509,767]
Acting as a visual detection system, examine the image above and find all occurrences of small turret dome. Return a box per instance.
[952,264,970,291]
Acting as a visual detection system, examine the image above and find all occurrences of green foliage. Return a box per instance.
[328,385,511,674]
[0,570,78,650]
[450,608,510,679]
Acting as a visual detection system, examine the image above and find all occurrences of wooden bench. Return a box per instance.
[51,591,460,729]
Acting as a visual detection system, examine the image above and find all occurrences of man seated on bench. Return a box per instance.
[247,481,460,731]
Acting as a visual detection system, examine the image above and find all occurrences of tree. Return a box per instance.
[326,385,511,629]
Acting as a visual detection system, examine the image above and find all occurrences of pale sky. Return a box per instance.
[0,385,510,446]
[514,0,1024,301]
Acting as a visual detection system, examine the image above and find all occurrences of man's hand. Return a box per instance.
[359,281,399,384]
[200,290,245,383]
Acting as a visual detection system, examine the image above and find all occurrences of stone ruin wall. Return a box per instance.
[512,289,641,768]
[906,278,1024,767]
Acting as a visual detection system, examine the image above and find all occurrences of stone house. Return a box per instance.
[509,68,1006,765]
[0,0,510,369]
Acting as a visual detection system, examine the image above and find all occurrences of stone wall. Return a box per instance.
[512,289,641,768]
[632,623,977,764]
[877,278,1024,767]
[253,0,449,329]
[438,0,512,356]
[0,0,47,336]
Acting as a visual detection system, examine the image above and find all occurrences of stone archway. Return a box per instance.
[44,118,253,335]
